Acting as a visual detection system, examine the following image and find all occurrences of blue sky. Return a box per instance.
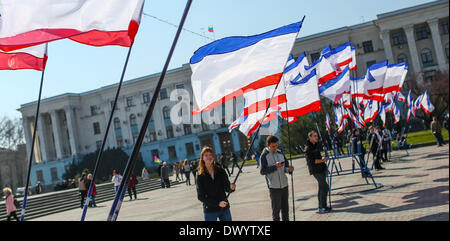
[0,0,435,118]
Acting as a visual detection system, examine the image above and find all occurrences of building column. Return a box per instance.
[403,24,423,83]
[380,29,395,64]
[50,110,63,160]
[427,18,448,72]
[37,114,50,162]
[213,133,222,155]
[21,117,32,161]
[64,107,79,157]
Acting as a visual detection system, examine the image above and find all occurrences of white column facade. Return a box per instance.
[380,29,395,64]
[50,110,63,160]
[403,24,423,82]
[22,117,32,161]
[427,18,449,71]
[64,107,79,157]
[36,114,49,162]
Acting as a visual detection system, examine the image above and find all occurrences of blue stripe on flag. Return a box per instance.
[290,69,316,85]
[284,52,307,74]
[318,66,349,94]
[190,21,303,64]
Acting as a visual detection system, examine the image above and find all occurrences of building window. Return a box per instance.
[160,88,168,100]
[163,106,170,120]
[366,60,377,69]
[50,167,58,182]
[421,48,434,67]
[424,70,436,82]
[148,130,156,142]
[168,146,177,160]
[441,21,449,35]
[143,92,150,104]
[126,96,134,107]
[93,122,101,135]
[415,27,429,40]
[186,142,195,156]
[362,41,374,53]
[392,32,405,45]
[90,105,99,116]
[96,140,103,150]
[129,114,137,126]
[166,126,174,139]
[176,84,185,89]
[310,52,320,62]
[114,118,121,130]
[183,124,192,135]
[36,170,44,183]
[110,101,118,110]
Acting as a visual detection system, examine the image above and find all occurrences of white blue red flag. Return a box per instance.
[0,0,145,51]
[326,113,332,132]
[303,56,337,86]
[323,41,353,72]
[364,61,388,99]
[419,90,435,114]
[364,100,378,123]
[190,21,303,114]
[319,66,350,104]
[382,63,408,94]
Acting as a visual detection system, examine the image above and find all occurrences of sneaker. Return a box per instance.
[318,208,329,214]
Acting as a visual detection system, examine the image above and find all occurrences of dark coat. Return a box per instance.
[128,173,138,188]
[196,166,232,213]
[305,140,327,175]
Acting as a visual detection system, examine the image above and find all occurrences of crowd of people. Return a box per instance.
[3,116,448,221]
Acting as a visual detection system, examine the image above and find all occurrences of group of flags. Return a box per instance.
[0,0,145,71]
[190,20,436,138]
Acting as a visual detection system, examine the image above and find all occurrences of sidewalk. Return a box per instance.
[33,145,449,221]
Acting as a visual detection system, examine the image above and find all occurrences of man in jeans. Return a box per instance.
[260,135,294,221]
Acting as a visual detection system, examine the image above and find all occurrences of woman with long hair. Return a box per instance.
[3,187,19,221]
[196,146,236,221]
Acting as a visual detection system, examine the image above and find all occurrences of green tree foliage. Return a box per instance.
[62,148,145,182]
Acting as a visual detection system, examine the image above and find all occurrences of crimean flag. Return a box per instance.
[154,156,161,164]
[0,0,145,51]
[208,26,214,33]
[0,44,47,71]
[190,20,303,114]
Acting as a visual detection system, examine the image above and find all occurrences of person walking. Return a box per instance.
[443,115,449,138]
[78,174,87,209]
[191,160,198,185]
[3,188,19,221]
[127,171,138,200]
[260,135,294,221]
[229,151,240,175]
[183,159,191,185]
[35,181,43,194]
[196,146,236,221]
[112,170,123,194]
[368,126,384,170]
[141,167,149,181]
[334,133,345,155]
[431,116,445,147]
[85,174,97,207]
[174,163,181,181]
[304,131,331,214]
[179,161,184,181]
[160,162,170,188]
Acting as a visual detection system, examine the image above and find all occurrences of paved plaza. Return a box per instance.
[34,145,449,221]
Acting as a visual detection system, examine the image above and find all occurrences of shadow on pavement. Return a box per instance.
[410,212,449,221]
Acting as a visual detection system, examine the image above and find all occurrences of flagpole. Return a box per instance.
[227,16,305,201]
[106,0,193,221]
[20,65,46,221]
[80,42,135,221]
[282,80,296,221]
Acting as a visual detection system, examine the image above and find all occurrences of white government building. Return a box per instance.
[18,0,449,186]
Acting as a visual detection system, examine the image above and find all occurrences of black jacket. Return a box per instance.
[196,166,232,213]
[305,140,327,175]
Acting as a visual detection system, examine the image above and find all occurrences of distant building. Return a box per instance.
[18,0,449,186]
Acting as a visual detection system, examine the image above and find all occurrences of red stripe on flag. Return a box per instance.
[0,52,46,71]
[317,71,337,86]
[280,100,322,119]
[0,21,139,51]
[243,94,287,116]
[192,73,283,115]
[338,58,352,67]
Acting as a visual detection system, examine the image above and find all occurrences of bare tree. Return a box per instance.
[0,116,25,150]
[403,70,449,123]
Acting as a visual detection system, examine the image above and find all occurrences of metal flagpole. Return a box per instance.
[106,0,193,221]
[227,16,305,200]
[282,79,296,221]
[20,65,46,221]
[81,42,135,221]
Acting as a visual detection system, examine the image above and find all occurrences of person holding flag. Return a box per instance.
[260,135,294,221]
